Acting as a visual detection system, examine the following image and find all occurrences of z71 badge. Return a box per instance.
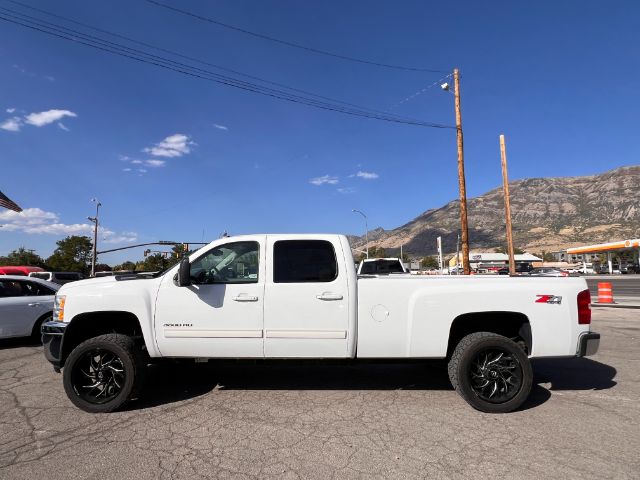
[535,295,562,304]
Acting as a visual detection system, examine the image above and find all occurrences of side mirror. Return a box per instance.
[177,256,191,287]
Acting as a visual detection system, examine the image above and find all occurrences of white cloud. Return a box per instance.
[310,175,339,186]
[57,122,70,131]
[337,187,356,194]
[1,117,22,132]
[101,230,138,244]
[131,159,143,164]
[138,168,148,173]
[0,207,137,244]
[24,109,77,127]
[355,171,379,180]
[143,133,193,158]
[6,108,16,113]
[122,168,131,172]
[144,159,166,167]
[213,123,228,131]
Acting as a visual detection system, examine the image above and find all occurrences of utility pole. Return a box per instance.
[499,135,515,275]
[87,198,101,277]
[456,233,461,275]
[452,68,471,275]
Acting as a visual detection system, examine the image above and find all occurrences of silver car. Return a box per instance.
[528,267,569,277]
[0,275,59,340]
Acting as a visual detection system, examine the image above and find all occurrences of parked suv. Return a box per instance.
[28,272,84,285]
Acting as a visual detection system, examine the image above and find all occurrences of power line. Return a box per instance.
[143,0,449,73]
[5,0,409,120]
[390,73,453,109]
[0,6,454,128]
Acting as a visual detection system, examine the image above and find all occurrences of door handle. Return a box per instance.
[316,293,343,301]
[232,294,259,302]
[28,303,41,307]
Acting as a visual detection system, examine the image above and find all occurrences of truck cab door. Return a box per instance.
[154,238,265,358]
[263,237,350,357]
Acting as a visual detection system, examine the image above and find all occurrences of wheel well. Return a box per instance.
[31,311,53,336]
[61,311,143,368]
[446,311,532,357]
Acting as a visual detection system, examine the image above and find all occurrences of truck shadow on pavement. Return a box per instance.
[532,357,617,391]
[130,358,615,412]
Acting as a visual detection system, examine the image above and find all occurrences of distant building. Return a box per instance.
[552,251,599,263]
[448,252,541,271]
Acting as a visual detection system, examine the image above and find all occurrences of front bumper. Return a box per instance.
[42,321,67,372]
[577,332,600,357]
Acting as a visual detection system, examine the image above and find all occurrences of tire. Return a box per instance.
[448,332,532,413]
[30,313,52,344]
[63,334,146,413]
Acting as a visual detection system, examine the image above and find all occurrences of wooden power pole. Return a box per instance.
[453,68,471,274]
[499,134,516,275]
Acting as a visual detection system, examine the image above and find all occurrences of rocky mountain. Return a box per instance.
[349,165,640,257]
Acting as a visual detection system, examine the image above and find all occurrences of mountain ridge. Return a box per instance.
[349,165,640,257]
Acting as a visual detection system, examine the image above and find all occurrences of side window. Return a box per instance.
[273,240,338,283]
[190,241,259,285]
[28,282,56,296]
[0,280,26,298]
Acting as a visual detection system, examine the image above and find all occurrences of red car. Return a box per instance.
[0,266,45,276]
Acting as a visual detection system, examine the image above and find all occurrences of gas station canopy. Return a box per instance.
[566,239,640,255]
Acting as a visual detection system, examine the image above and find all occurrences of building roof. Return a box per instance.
[449,252,541,266]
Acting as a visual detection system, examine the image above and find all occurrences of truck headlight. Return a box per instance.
[53,295,66,322]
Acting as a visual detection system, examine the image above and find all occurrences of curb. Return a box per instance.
[591,303,640,310]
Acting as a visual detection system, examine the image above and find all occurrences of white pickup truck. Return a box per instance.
[42,234,599,414]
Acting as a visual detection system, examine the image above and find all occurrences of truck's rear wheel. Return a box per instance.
[448,332,532,413]
[63,334,146,413]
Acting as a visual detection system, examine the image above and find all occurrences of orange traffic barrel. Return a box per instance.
[597,282,614,303]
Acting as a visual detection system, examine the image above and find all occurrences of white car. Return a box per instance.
[28,271,84,285]
[0,275,59,340]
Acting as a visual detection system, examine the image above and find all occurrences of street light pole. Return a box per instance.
[88,198,101,277]
[352,209,369,259]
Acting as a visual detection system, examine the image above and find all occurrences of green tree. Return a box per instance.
[114,261,136,272]
[94,263,112,273]
[140,253,171,272]
[46,236,93,274]
[420,256,439,269]
[355,245,387,262]
[0,247,46,267]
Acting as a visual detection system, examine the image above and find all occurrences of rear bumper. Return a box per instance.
[42,321,67,372]
[577,332,600,357]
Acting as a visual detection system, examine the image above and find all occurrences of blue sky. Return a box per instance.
[1,0,639,264]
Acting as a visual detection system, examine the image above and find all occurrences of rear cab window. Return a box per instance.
[273,240,338,283]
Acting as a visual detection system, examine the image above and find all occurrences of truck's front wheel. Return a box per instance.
[448,332,532,413]
[63,334,146,413]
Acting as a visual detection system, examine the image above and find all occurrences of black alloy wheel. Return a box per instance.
[448,331,533,413]
[63,334,146,413]
[70,349,126,404]
[468,348,523,403]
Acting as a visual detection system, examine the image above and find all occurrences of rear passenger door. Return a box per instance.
[263,238,349,357]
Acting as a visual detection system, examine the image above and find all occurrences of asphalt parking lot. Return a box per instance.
[1,308,638,480]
